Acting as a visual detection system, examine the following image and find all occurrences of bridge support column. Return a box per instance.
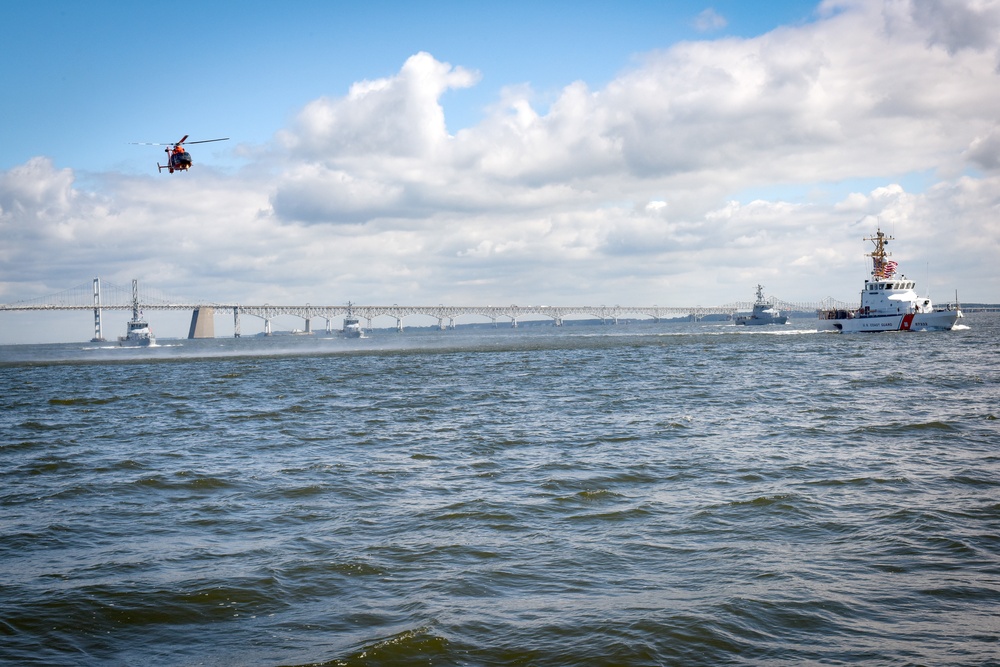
[304,318,312,334]
[188,307,216,339]
[91,277,105,342]
[264,319,272,336]
[396,317,403,332]
[233,308,241,338]
[92,307,104,342]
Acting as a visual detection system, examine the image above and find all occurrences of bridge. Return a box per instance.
[1,278,843,340]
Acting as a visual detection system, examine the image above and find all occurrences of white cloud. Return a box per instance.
[277,52,479,163]
[694,9,728,32]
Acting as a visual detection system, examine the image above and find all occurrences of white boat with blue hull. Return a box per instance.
[818,228,962,333]
[735,284,788,325]
[118,279,156,347]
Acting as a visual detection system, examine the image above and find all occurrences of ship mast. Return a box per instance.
[865,228,893,279]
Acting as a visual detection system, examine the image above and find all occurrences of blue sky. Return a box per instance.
[2,0,1000,343]
[4,1,820,174]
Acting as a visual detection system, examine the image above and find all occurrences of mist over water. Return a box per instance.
[2,317,998,666]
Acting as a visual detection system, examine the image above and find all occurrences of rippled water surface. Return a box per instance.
[2,317,999,666]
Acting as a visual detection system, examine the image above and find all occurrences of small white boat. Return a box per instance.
[735,284,788,325]
[118,279,155,347]
[818,228,962,333]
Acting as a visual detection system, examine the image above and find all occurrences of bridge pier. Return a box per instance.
[188,307,216,339]
[91,277,106,342]
[233,308,241,338]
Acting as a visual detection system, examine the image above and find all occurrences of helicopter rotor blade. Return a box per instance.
[130,136,228,147]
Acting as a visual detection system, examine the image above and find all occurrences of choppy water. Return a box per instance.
[2,316,999,666]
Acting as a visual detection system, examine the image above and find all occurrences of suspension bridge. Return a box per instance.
[1,278,843,340]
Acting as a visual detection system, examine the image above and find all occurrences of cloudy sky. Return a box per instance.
[2,0,999,343]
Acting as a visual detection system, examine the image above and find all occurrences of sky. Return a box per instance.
[2,0,1000,343]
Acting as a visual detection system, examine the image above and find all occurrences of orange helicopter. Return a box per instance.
[131,135,229,173]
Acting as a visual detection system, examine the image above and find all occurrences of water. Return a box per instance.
[2,317,999,666]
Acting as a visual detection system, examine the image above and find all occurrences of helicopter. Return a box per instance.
[131,135,229,173]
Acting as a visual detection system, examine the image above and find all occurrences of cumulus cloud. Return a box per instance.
[0,158,86,227]
[271,0,1000,232]
[277,52,479,162]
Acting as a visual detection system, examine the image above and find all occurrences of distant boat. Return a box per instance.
[817,228,963,332]
[342,303,366,339]
[735,284,788,325]
[118,279,155,347]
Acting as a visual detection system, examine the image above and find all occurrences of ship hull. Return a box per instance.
[818,309,961,333]
[737,316,788,326]
[119,335,155,347]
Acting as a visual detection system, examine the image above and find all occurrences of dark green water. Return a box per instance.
[2,318,998,666]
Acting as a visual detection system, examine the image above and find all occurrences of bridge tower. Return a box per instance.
[90,277,106,342]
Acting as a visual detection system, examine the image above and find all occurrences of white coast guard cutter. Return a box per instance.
[818,228,962,333]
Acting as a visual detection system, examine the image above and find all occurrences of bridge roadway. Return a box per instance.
[1,278,839,336]
[1,300,831,336]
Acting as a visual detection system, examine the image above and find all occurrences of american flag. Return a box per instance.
[884,260,898,276]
